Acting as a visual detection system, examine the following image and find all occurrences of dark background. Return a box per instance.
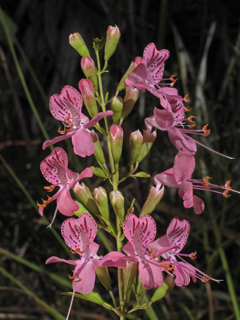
[0,0,240,319]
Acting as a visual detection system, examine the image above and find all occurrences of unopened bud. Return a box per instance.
[121,86,139,119]
[104,25,121,61]
[111,96,123,124]
[69,32,91,57]
[117,61,138,91]
[79,79,98,117]
[151,275,175,303]
[129,130,143,164]
[90,166,107,179]
[74,182,100,216]
[123,261,138,294]
[109,125,123,164]
[90,131,106,164]
[140,185,164,216]
[93,187,110,223]
[95,266,112,292]
[136,130,156,162]
[109,191,125,222]
[80,57,98,92]
[74,202,90,217]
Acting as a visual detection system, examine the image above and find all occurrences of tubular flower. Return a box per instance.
[154,151,205,214]
[37,147,93,226]
[122,214,177,290]
[46,213,127,319]
[149,217,221,286]
[42,85,113,157]
[125,43,183,103]
[145,100,233,158]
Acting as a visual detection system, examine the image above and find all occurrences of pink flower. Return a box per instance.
[123,214,176,290]
[37,147,93,226]
[42,85,113,157]
[125,43,182,102]
[149,217,221,286]
[154,151,205,214]
[46,213,127,319]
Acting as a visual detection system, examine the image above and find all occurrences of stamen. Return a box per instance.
[71,248,83,254]
[37,201,46,208]
[201,275,210,283]
[225,180,231,189]
[184,94,190,103]
[64,112,72,124]
[44,184,55,192]
[188,115,195,123]
[149,248,157,260]
[184,107,192,112]
[203,124,210,136]
[203,176,210,186]
[58,127,67,134]
[68,272,77,280]
[223,189,230,198]
[190,251,197,260]
[170,75,177,87]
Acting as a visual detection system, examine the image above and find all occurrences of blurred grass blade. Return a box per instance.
[0,155,71,258]
[0,247,71,289]
[218,30,240,102]
[194,21,216,124]
[0,8,51,143]
[0,267,65,320]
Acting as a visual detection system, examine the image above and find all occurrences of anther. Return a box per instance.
[44,184,55,192]
[203,125,210,136]
[223,190,230,198]
[184,94,190,103]
[190,251,197,260]
[170,75,177,87]
[202,275,210,283]
[225,180,231,189]
[203,176,210,186]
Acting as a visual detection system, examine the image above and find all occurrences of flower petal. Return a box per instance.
[139,258,163,290]
[123,214,156,249]
[166,217,190,253]
[71,129,94,157]
[173,151,195,183]
[57,189,79,216]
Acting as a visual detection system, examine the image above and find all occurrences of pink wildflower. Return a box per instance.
[42,85,113,157]
[149,217,221,286]
[37,147,92,226]
[46,213,127,319]
[154,151,204,214]
[125,43,183,102]
[123,214,177,290]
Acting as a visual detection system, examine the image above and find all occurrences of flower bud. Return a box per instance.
[129,130,143,164]
[79,79,98,118]
[104,25,121,61]
[74,182,100,216]
[136,130,156,162]
[151,275,175,303]
[109,191,125,222]
[80,57,98,92]
[117,60,138,91]
[69,32,91,57]
[74,202,90,217]
[121,86,139,120]
[140,185,164,216]
[93,187,110,223]
[95,266,112,292]
[90,166,107,179]
[109,125,123,164]
[123,261,138,294]
[90,131,106,164]
[111,96,123,124]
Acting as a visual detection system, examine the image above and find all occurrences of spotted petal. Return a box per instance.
[61,214,97,252]
[123,214,156,249]
[40,148,68,185]
[50,86,82,121]
[143,43,169,83]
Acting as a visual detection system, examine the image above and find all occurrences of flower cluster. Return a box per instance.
[38,26,236,319]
